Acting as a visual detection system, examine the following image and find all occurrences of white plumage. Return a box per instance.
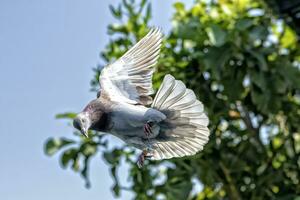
[75,27,210,165]
[100,28,163,105]
[150,74,209,160]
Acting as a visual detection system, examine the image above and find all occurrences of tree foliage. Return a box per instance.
[44,0,300,199]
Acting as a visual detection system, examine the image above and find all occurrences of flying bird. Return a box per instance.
[73,28,210,167]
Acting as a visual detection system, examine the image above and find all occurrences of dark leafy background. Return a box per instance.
[44,0,300,199]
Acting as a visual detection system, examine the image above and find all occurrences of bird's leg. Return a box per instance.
[137,151,145,168]
[137,148,154,168]
[143,121,154,138]
[137,121,156,168]
[143,121,154,154]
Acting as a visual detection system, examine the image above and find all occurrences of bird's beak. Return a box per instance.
[80,128,89,138]
[73,117,89,138]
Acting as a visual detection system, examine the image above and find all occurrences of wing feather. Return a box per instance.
[99,28,163,105]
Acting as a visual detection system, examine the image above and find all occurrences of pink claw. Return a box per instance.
[143,122,152,137]
[137,151,146,168]
[137,149,154,168]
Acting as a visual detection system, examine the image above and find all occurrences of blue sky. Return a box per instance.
[0,0,193,199]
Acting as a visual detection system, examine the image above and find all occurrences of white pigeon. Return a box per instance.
[73,28,210,167]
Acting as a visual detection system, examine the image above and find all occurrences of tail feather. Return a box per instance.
[150,74,209,160]
[152,74,175,108]
[161,81,186,109]
[170,89,196,109]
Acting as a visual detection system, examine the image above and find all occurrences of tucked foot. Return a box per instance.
[137,148,154,168]
[143,121,154,138]
[137,152,145,168]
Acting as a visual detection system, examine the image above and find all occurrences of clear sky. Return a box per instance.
[0,0,192,199]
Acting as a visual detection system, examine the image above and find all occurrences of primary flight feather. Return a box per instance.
[73,28,210,167]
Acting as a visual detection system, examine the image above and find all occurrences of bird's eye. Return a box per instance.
[82,119,86,123]
[97,90,101,98]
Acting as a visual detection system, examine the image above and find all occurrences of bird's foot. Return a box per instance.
[143,121,153,138]
[137,148,154,168]
[137,152,145,168]
[139,122,154,168]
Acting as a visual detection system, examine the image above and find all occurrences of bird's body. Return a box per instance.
[73,28,210,167]
[84,99,165,149]
[108,103,165,139]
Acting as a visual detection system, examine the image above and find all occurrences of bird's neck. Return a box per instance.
[90,112,110,132]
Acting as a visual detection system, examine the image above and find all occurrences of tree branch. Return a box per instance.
[236,102,265,150]
[219,162,241,200]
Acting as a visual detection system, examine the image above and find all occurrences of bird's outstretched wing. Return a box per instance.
[99,28,163,105]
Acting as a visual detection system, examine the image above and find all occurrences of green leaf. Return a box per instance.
[273,76,288,94]
[60,148,78,168]
[203,46,232,80]
[122,0,134,15]
[249,25,268,41]
[280,26,297,49]
[145,4,151,23]
[44,138,75,156]
[109,4,122,19]
[272,137,283,149]
[108,24,128,35]
[173,2,184,11]
[235,18,253,31]
[277,64,300,90]
[72,154,80,172]
[81,144,97,156]
[206,24,227,47]
[176,17,202,40]
[140,0,147,10]
[250,88,269,113]
[248,50,268,71]
[103,149,122,165]
[222,69,244,101]
[81,156,91,188]
[250,70,267,90]
[103,151,115,165]
[112,183,120,197]
[165,176,192,200]
[256,163,267,175]
[55,112,77,119]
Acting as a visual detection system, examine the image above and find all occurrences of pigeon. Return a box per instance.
[73,28,210,167]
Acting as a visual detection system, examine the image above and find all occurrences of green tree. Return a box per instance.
[44,0,300,199]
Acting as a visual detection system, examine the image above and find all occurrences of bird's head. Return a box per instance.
[73,99,107,137]
[73,112,91,138]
